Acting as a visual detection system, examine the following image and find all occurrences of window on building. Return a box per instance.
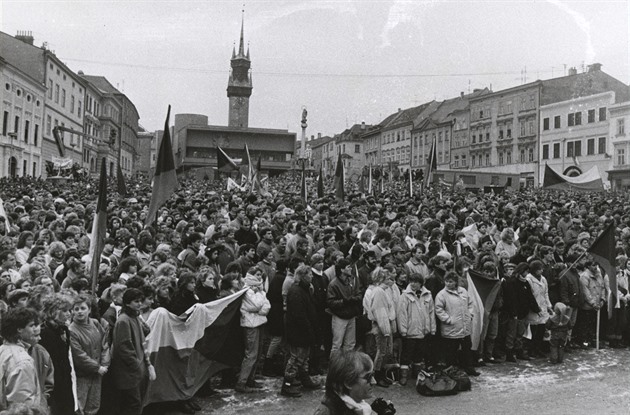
[24,120,29,143]
[32,162,37,177]
[61,89,66,107]
[543,118,550,130]
[575,140,582,156]
[528,120,535,135]
[542,144,549,160]
[568,113,575,127]
[485,153,490,166]
[498,129,504,140]
[355,144,360,153]
[342,144,346,153]
[529,94,535,108]
[554,115,561,129]
[23,160,27,177]
[618,119,625,135]
[14,116,20,136]
[507,151,512,164]
[618,148,626,165]
[461,155,467,166]
[507,124,512,138]
[520,149,525,163]
[553,143,560,159]
[587,138,595,155]
[71,96,75,113]
[520,121,526,137]
[588,109,595,123]
[46,115,51,135]
[575,112,582,125]
[2,111,8,135]
[472,134,476,144]
[78,101,82,118]
[499,152,504,165]
[567,142,574,157]
[48,79,53,99]
[486,132,490,141]
[34,124,38,147]
[528,147,534,162]
[599,107,607,121]
[598,137,606,154]
[471,156,476,167]
[54,84,59,103]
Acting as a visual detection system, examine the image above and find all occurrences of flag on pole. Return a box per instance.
[226,177,244,192]
[89,158,108,293]
[588,222,617,318]
[334,152,345,203]
[368,164,373,195]
[116,163,127,196]
[317,166,324,198]
[408,168,413,197]
[424,138,437,188]
[146,105,179,225]
[240,144,253,185]
[300,162,307,204]
[217,147,239,172]
[467,270,501,350]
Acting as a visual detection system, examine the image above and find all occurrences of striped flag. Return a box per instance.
[144,290,247,406]
[89,158,108,293]
[467,269,501,351]
[588,222,617,318]
[334,152,344,203]
[424,138,437,188]
[146,106,179,225]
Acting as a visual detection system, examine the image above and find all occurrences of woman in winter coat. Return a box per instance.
[365,267,396,387]
[397,273,435,385]
[236,268,271,393]
[434,271,478,376]
[168,272,199,316]
[526,260,553,358]
[39,293,77,415]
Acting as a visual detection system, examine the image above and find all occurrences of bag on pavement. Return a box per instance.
[415,370,458,396]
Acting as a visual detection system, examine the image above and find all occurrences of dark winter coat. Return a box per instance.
[285,280,319,347]
[559,268,581,308]
[326,275,362,320]
[196,284,218,304]
[168,289,199,316]
[502,277,540,319]
[425,268,446,299]
[40,322,75,415]
[111,309,148,390]
[266,271,286,336]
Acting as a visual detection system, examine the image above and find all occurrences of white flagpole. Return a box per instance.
[596,309,600,350]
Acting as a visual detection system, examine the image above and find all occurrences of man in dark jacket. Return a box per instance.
[502,262,540,361]
[282,265,320,397]
[559,252,583,347]
[326,258,362,356]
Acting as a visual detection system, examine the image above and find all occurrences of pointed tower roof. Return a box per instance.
[238,10,245,57]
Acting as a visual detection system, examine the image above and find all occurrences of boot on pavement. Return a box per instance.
[399,365,409,386]
[374,370,390,388]
[280,378,302,397]
[299,372,321,390]
[505,349,517,363]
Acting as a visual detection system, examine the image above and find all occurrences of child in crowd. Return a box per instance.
[546,302,570,364]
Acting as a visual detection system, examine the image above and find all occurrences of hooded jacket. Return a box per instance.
[240,277,271,328]
[435,286,473,339]
[397,285,436,339]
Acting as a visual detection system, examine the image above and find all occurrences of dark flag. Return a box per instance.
[334,152,344,203]
[116,163,127,196]
[424,138,437,188]
[588,222,617,318]
[146,105,179,225]
[467,269,501,350]
[217,147,239,172]
[317,166,324,198]
[89,158,108,292]
[300,162,307,204]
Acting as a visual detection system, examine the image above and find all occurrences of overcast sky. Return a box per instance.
[2,0,629,137]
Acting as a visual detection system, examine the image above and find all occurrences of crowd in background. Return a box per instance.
[0,173,629,415]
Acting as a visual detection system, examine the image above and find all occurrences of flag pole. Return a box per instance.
[596,308,600,350]
[557,250,588,280]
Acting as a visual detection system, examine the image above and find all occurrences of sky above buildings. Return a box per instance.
[2,1,629,137]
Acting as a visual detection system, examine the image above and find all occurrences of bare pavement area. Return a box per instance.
[194,348,630,415]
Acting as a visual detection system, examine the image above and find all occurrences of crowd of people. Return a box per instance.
[0,172,629,415]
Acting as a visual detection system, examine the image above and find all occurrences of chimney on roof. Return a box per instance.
[15,30,34,45]
[318,133,321,139]
[361,121,366,130]
[588,63,602,73]
[311,135,314,141]
[568,67,578,76]
[398,108,402,112]
[460,92,464,98]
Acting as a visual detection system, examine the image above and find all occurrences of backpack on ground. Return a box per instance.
[415,370,458,396]
[442,366,471,391]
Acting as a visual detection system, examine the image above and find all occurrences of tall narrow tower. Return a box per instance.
[227,12,252,128]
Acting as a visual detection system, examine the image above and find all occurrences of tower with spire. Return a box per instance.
[227,11,252,128]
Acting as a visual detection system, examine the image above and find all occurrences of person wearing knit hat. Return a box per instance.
[236,268,270,393]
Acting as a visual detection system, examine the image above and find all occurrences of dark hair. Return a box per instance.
[16,231,34,249]
[1,307,39,342]
[408,273,425,285]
